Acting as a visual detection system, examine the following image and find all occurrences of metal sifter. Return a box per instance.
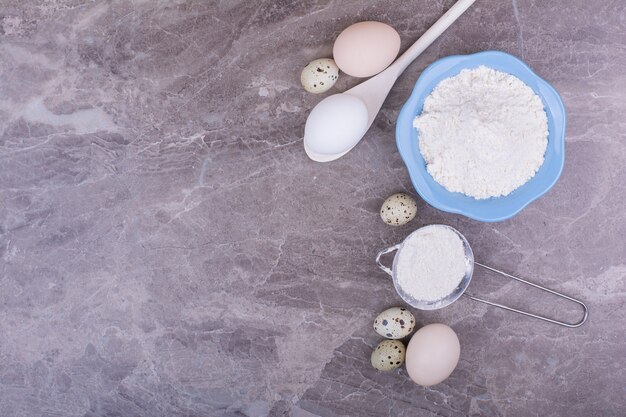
[375,225,588,328]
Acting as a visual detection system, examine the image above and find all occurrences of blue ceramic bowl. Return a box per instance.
[396,51,566,222]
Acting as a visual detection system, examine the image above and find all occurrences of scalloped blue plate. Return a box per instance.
[396,51,566,222]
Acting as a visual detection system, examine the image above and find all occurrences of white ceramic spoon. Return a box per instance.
[304,0,476,162]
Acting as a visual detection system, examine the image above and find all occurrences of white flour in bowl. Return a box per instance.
[396,225,467,302]
[413,66,548,199]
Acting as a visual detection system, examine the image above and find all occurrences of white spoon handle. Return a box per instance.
[389,0,476,76]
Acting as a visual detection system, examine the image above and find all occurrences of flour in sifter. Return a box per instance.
[396,225,467,302]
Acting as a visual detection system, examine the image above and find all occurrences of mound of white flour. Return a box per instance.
[413,66,548,199]
[396,225,467,302]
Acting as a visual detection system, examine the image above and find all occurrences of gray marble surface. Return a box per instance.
[1,1,625,416]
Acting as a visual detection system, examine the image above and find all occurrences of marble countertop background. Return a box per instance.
[1,1,625,416]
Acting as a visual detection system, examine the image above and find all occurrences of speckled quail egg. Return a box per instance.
[371,339,406,371]
[380,193,417,226]
[373,307,416,339]
[300,58,339,94]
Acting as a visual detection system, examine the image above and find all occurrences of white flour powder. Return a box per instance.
[413,66,548,199]
[396,225,467,302]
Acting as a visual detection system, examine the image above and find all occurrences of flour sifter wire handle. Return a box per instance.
[463,262,588,328]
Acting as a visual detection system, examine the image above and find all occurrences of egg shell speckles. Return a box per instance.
[380,193,417,226]
[371,339,406,371]
[373,307,416,339]
[300,58,339,94]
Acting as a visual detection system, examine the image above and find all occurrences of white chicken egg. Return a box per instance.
[303,94,368,155]
[300,58,339,94]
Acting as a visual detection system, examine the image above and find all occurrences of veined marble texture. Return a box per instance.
[0,1,624,416]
